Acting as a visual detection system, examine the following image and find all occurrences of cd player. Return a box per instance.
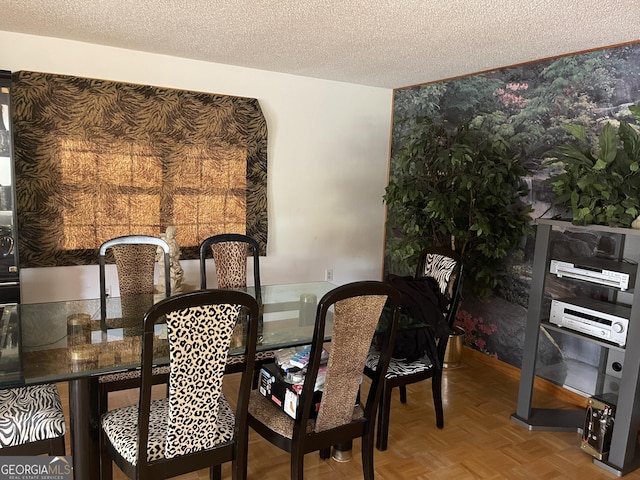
[549,297,630,346]
[549,257,637,291]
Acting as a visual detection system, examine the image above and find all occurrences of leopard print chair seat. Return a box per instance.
[0,384,66,455]
[100,289,259,480]
[225,350,277,372]
[98,366,171,384]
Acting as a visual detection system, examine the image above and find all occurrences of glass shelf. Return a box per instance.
[541,320,625,351]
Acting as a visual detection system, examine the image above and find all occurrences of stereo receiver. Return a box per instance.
[549,297,630,346]
[550,257,637,291]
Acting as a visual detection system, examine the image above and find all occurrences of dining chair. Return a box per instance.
[0,384,66,456]
[199,233,260,294]
[365,246,463,451]
[98,234,172,478]
[100,288,259,480]
[100,234,171,324]
[242,280,400,480]
[199,234,271,381]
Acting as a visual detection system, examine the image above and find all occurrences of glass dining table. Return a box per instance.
[0,281,336,480]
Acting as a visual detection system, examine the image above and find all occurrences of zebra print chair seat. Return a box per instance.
[365,349,434,378]
[364,246,463,451]
[0,384,66,456]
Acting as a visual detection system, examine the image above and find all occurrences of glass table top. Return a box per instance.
[0,281,337,387]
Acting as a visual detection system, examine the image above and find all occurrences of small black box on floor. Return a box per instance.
[258,363,322,419]
[581,393,617,460]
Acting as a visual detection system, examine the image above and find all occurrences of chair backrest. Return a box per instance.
[199,234,261,304]
[99,235,171,323]
[415,246,464,328]
[137,289,259,463]
[297,281,400,435]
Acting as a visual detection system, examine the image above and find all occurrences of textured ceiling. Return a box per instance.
[1,0,639,89]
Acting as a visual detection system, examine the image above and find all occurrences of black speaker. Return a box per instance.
[605,349,624,379]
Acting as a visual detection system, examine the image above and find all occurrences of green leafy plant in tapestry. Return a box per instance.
[546,105,640,227]
[384,118,533,298]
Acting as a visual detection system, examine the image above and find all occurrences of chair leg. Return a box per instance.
[432,370,444,429]
[361,425,375,480]
[100,460,112,480]
[210,464,222,480]
[50,436,66,456]
[100,434,113,480]
[376,383,393,451]
[98,385,108,416]
[233,421,249,480]
[252,365,261,389]
[98,390,114,480]
[399,385,407,404]
[290,445,305,480]
[99,397,113,480]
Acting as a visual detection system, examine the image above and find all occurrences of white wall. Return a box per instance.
[0,31,393,303]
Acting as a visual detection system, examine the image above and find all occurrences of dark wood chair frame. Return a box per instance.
[0,428,65,456]
[97,234,172,478]
[367,246,464,451]
[199,233,265,383]
[97,234,172,397]
[101,289,259,480]
[199,233,261,302]
[244,280,401,480]
[99,234,171,324]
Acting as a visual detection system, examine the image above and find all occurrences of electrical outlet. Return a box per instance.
[325,269,333,282]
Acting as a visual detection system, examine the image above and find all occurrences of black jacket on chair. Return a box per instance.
[383,274,449,364]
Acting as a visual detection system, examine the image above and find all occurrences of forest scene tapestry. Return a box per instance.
[387,42,640,370]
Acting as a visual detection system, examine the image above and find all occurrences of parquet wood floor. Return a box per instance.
[57,348,640,479]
